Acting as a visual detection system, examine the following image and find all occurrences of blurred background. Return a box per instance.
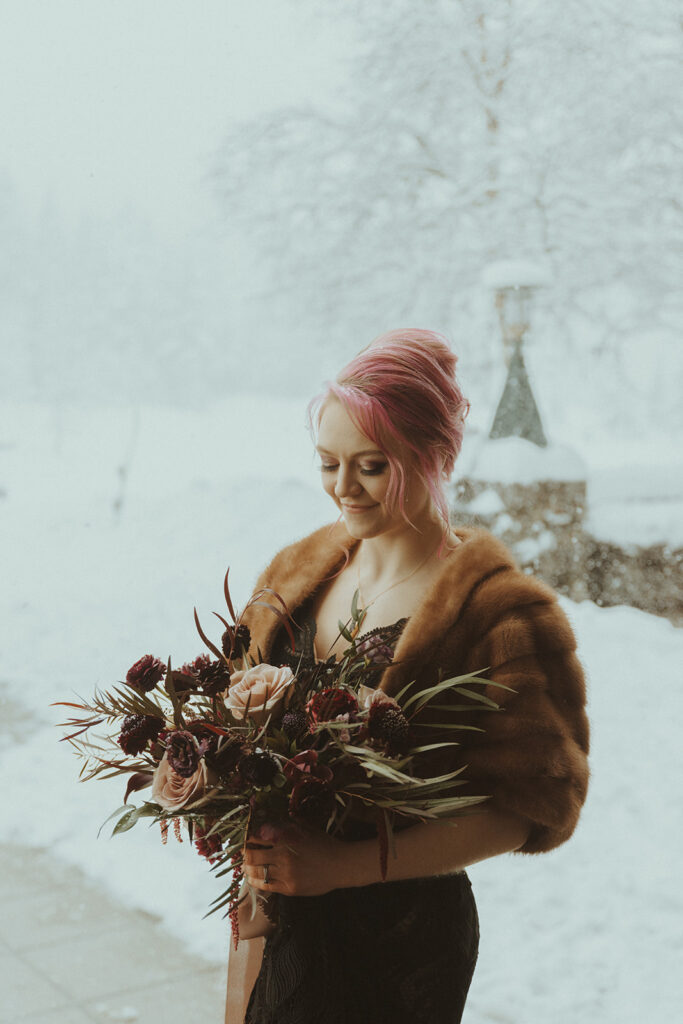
[1,2,681,1022]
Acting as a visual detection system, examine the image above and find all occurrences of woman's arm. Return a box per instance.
[243,806,531,897]
[336,807,531,889]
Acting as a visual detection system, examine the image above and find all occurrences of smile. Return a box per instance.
[342,504,378,513]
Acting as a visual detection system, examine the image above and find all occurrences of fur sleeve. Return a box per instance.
[444,571,589,854]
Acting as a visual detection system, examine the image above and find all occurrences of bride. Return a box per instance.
[225,328,589,1024]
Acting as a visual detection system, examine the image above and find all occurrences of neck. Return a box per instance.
[352,510,456,589]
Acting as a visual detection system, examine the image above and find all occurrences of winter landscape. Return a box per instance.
[1,2,681,1023]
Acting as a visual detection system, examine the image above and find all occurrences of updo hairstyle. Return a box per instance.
[306,328,470,557]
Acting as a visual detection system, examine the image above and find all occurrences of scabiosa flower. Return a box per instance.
[197,658,231,698]
[117,714,163,755]
[222,623,251,659]
[165,730,200,778]
[281,709,308,739]
[306,687,358,725]
[367,698,412,754]
[238,751,279,788]
[125,655,166,693]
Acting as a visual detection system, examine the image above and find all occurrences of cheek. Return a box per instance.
[321,475,337,500]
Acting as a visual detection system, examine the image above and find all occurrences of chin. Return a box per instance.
[339,510,387,538]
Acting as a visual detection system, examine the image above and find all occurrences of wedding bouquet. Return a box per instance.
[55,571,506,945]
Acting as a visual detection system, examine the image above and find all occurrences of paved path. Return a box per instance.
[0,842,226,1023]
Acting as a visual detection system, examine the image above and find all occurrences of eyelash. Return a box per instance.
[319,463,387,476]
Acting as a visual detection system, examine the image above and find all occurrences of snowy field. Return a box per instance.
[1,398,682,1024]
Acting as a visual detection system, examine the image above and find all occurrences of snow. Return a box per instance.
[463,436,587,484]
[1,400,682,1023]
[1,3,680,1018]
[480,259,554,290]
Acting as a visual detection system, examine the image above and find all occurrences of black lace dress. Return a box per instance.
[244,597,479,1024]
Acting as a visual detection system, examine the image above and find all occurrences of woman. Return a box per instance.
[225,329,590,1024]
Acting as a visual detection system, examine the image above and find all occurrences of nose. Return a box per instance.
[334,463,362,500]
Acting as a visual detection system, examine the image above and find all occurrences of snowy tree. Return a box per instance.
[212,0,683,433]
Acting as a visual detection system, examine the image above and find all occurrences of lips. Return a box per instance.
[342,504,377,512]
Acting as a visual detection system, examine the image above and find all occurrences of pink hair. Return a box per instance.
[306,328,470,560]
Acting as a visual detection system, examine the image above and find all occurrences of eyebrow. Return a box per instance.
[315,446,385,457]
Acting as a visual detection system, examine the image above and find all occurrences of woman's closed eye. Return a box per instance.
[319,463,387,476]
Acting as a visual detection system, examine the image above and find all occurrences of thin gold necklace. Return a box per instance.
[351,544,436,638]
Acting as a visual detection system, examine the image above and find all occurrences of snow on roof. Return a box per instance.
[465,436,586,484]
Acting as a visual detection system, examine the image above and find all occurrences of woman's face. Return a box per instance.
[315,397,432,539]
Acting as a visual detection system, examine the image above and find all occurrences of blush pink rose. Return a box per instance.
[152,753,210,812]
[225,663,295,726]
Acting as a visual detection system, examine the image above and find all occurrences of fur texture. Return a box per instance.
[241,520,590,854]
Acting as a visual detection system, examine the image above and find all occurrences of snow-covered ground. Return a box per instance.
[1,399,682,1023]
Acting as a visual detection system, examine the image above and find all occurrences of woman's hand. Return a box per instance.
[243,823,347,898]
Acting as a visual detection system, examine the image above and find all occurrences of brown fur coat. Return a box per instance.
[240,519,590,855]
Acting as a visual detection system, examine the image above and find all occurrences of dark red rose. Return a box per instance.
[126,655,166,693]
[306,687,358,725]
[165,730,200,777]
[117,714,163,755]
[289,776,335,824]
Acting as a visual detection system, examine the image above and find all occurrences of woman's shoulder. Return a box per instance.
[251,520,355,589]
[435,525,563,615]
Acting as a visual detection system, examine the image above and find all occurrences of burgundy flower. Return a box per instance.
[283,749,334,785]
[197,658,231,698]
[211,734,250,776]
[238,751,279,788]
[368,703,411,755]
[185,720,221,757]
[180,654,212,678]
[289,776,335,824]
[195,819,223,863]
[126,655,166,693]
[281,709,308,739]
[117,714,163,755]
[306,687,358,725]
[222,623,251,659]
[165,730,200,778]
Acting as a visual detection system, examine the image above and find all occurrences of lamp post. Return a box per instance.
[483,262,549,448]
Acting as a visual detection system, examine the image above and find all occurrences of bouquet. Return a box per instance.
[55,570,507,946]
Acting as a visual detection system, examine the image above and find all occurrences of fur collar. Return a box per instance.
[242,520,525,695]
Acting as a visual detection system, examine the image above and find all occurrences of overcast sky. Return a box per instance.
[1,0,353,235]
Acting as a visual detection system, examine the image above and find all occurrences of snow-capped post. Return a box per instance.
[451,261,592,602]
[482,260,551,448]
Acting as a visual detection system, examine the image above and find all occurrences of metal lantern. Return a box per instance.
[482,264,550,448]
